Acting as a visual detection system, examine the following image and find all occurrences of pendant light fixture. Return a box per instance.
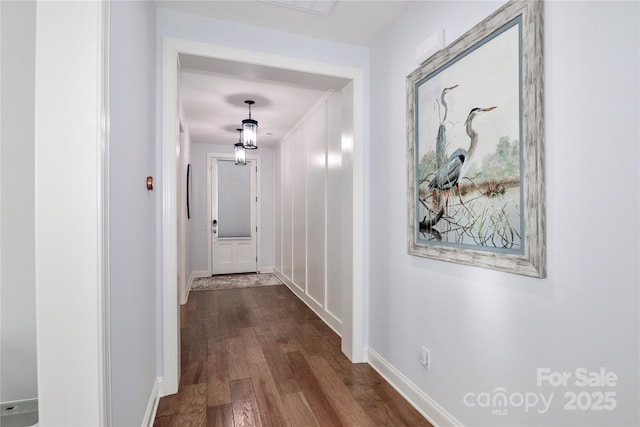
[234,128,246,165]
[242,100,258,149]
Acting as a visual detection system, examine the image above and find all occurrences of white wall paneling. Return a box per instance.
[305,103,327,307]
[274,146,282,273]
[282,138,293,281]
[274,92,343,333]
[325,91,343,321]
[291,123,307,292]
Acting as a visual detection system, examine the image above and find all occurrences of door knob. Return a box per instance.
[212,219,217,234]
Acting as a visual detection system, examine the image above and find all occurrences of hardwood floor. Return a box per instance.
[154,284,432,427]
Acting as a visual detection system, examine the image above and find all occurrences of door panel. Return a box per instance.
[217,243,234,265]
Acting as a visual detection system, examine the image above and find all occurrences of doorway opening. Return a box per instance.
[162,38,365,396]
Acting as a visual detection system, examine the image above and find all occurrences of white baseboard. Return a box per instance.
[367,348,462,427]
[273,269,342,335]
[182,275,192,305]
[259,266,274,273]
[141,377,162,427]
[187,272,195,295]
[192,270,209,278]
[185,270,209,304]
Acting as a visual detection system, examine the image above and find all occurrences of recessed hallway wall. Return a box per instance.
[274,92,347,334]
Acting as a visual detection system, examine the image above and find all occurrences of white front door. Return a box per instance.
[210,157,257,274]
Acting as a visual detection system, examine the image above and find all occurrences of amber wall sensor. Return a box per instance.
[146,176,153,190]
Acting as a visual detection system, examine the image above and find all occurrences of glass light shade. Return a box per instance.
[242,119,258,149]
[234,142,246,165]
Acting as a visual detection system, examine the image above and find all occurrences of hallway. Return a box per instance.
[153,285,432,427]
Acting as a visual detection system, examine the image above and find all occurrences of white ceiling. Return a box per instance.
[179,54,350,147]
[166,1,412,148]
[157,0,412,47]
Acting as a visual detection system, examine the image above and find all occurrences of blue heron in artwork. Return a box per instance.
[435,84,458,168]
[431,84,458,209]
[429,106,497,208]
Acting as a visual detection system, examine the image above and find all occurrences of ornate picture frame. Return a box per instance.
[407,1,545,277]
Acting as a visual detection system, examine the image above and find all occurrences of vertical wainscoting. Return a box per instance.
[305,102,327,308]
[325,92,344,322]
[274,143,282,274]
[292,123,306,291]
[274,91,343,334]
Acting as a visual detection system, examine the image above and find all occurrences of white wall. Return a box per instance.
[109,1,157,425]
[188,143,274,274]
[156,7,369,71]
[0,0,37,403]
[369,1,639,426]
[178,121,192,303]
[274,92,345,332]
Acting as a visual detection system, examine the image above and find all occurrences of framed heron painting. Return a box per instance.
[406,0,546,277]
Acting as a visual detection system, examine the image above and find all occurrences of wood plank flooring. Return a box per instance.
[154,284,432,427]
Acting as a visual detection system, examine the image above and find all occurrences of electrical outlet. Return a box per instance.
[420,346,430,370]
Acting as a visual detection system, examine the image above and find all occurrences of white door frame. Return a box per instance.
[33,1,111,424]
[161,37,366,396]
[206,152,261,275]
